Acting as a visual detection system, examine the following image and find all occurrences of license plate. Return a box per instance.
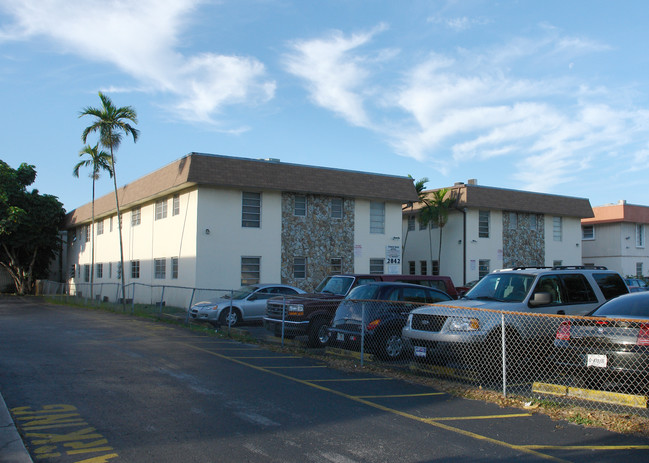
[337,332,345,342]
[414,346,427,358]
[586,354,607,368]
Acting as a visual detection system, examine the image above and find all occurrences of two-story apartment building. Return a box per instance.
[402,179,594,286]
[65,153,418,306]
[581,200,649,278]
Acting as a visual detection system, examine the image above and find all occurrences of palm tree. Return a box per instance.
[402,175,429,256]
[80,92,139,311]
[73,144,112,301]
[419,188,455,274]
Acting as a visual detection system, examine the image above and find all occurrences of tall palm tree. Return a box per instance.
[80,92,139,311]
[419,188,455,274]
[73,144,112,301]
[402,175,429,256]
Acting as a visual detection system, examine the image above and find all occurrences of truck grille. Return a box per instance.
[411,314,447,332]
[266,300,287,318]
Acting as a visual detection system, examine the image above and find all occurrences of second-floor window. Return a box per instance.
[330,257,342,274]
[293,257,307,279]
[96,220,104,235]
[370,202,385,234]
[132,207,141,226]
[478,210,490,238]
[294,195,307,217]
[407,215,415,231]
[331,198,343,219]
[637,224,645,248]
[582,225,594,240]
[242,192,261,228]
[553,217,562,241]
[172,194,180,216]
[84,224,91,242]
[508,212,518,229]
[155,199,167,220]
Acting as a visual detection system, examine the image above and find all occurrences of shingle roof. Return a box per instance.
[65,153,419,227]
[408,183,594,218]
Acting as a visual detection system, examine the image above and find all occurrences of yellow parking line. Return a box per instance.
[182,342,569,463]
[264,365,328,369]
[227,356,302,359]
[428,413,532,421]
[355,392,445,399]
[524,445,649,450]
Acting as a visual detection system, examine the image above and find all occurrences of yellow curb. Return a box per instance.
[532,382,647,409]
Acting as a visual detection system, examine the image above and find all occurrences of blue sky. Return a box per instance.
[2,0,649,213]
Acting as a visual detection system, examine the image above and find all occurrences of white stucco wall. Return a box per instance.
[353,200,403,274]
[194,187,283,290]
[544,216,582,266]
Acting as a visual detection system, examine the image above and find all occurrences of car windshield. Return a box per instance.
[465,273,534,302]
[228,286,257,300]
[315,276,355,295]
[592,293,649,318]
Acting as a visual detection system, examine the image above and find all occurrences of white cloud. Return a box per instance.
[283,24,389,128]
[0,0,275,124]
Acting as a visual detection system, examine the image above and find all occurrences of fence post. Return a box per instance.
[281,295,286,348]
[501,313,507,397]
[360,301,365,367]
[158,286,166,316]
[185,289,195,325]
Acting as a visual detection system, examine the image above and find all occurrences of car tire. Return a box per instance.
[219,307,241,327]
[307,318,330,348]
[376,330,405,360]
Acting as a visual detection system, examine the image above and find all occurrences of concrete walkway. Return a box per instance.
[0,393,32,463]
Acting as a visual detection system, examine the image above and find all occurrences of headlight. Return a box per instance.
[288,304,304,316]
[406,314,413,327]
[447,317,480,331]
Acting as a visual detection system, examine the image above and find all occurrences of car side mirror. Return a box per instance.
[529,291,551,307]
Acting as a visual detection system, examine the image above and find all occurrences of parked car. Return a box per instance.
[625,278,649,293]
[264,273,459,348]
[190,284,305,327]
[402,266,629,378]
[554,291,649,389]
[328,282,452,360]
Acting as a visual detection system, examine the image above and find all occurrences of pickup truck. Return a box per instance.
[263,273,458,347]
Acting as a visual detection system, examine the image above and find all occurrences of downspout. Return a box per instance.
[462,207,467,285]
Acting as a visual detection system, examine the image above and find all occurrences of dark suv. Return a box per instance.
[264,273,458,347]
[329,282,452,360]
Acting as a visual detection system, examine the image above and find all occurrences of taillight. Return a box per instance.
[556,321,571,340]
[366,319,381,331]
[637,323,649,346]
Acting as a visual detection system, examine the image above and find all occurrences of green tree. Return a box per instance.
[0,161,65,294]
[419,188,455,274]
[73,144,112,300]
[80,92,139,310]
[402,175,429,256]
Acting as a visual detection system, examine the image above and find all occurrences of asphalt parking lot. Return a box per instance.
[2,298,649,462]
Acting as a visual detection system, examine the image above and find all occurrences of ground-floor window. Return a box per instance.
[131,260,140,279]
[154,258,166,279]
[330,257,342,275]
[241,257,260,285]
[369,258,384,274]
[478,259,490,279]
[408,261,415,275]
[171,257,179,279]
[96,263,103,279]
[84,264,89,282]
[420,260,427,275]
[432,260,439,276]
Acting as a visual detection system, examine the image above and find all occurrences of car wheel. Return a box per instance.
[307,318,330,348]
[376,330,404,360]
[219,308,241,327]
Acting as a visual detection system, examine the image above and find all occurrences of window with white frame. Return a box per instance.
[131,260,140,279]
[478,259,490,279]
[369,258,384,274]
[330,257,342,274]
[84,224,91,242]
[370,202,385,234]
[241,257,260,285]
[172,194,180,216]
[154,258,166,279]
[96,263,103,279]
[582,225,594,240]
[509,212,518,229]
[294,195,307,217]
[637,262,643,277]
[408,261,416,275]
[407,215,415,231]
[116,262,122,279]
[637,224,645,248]
[293,257,307,279]
[109,216,113,232]
[96,220,104,235]
[171,257,179,279]
[331,198,343,219]
[131,207,141,226]
[553,217,562,241]
[155,199,167,220]
[242,192,261,228]
[478,210,490,238]
[432,260,439,276]
[553,260,563,267]
[419,216,427,230]
[84,264,90,282]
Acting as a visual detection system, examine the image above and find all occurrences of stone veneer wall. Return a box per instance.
[502,213,545,268]
[281,193,355,292]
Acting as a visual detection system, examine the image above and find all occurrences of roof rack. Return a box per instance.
[552,265,608,270]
